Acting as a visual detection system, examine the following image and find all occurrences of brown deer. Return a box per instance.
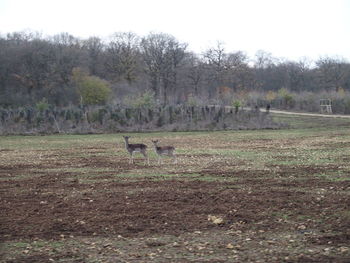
[123,136,149,165]
[151,139,177,164]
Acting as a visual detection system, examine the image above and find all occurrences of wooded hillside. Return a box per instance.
[1,31,350,110]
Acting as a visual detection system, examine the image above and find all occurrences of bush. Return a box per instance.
[72,68,112,106]
[88,108,108,124]
[344,98,350,114]
[124,90,156,108]
[232,100,241,113]
[80,76,111,105]
[276,88,295,109]
[36,98,50,112]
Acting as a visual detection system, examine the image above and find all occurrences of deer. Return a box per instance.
[151,139,177,164]
[123,136,149,165]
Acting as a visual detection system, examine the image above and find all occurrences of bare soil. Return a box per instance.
[0,133,350,262]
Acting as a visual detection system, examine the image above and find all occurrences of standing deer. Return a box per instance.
[123,136,149,165]
[151,139,177,164]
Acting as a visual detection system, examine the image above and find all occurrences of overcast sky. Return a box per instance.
[0,0,349,61]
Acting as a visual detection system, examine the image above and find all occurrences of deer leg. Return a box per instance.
[173,153,177,164]
[142,151,149,166]
[131,152,135,164]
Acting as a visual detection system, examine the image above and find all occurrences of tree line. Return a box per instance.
[1,31,350,108]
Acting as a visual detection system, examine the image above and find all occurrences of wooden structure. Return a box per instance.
[320,99,332,114]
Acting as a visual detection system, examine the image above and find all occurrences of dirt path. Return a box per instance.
[264,108,350,118]
[212,105,350,118]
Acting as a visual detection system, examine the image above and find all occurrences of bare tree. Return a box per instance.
[225,51,254,91]
[83,37,104,76]
[202,42,228,98]
[253,50,280,91]
[185,52,205,97]
[140,33,187,104]
[254,50,277,69]
[105,32,140,83]
[316,57,349,91]
[203,44,253,96]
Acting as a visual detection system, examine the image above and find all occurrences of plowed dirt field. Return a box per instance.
[1,128,349,262]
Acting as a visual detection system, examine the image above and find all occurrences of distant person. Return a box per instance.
[266,104,271,114]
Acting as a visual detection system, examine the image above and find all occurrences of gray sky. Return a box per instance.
[0,0,349,61]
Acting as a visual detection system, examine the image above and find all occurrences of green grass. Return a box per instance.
[0,173,43,181]
[48,167,116,174]
[2,117,350,183]
[3,240,65,251]
[315,172,350,182]
[77,173,231,184]
[271,112,350,129]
